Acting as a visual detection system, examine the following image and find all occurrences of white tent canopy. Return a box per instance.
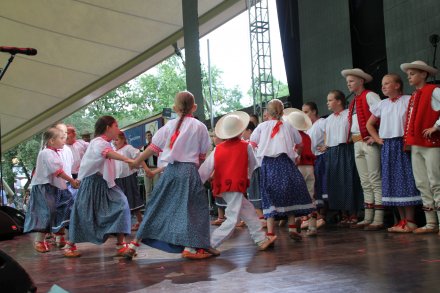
[0,0,246,151]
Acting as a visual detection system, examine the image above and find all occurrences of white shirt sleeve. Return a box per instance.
[432,88,440,128]
[366,92,381,107]
[198,149,215,183]
[247,144,258,175]
[249,124,261,146]
[370,99,383,118]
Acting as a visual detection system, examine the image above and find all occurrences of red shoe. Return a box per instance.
[34,241,49,253]
[64,245,81,258]
[120,247,137,260]
[258,235,277,250]
[182,249,212,259]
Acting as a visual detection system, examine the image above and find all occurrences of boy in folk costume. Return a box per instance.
[341,68,383,229]
[199,111,277,250]
[400,60,440,234]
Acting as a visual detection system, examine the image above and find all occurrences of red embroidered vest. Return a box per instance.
[298,131,316,165]
[212,138,249,196]
[347,90,378,142]
[404,84,440,147]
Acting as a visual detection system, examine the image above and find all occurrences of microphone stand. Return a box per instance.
[0,53,17,206]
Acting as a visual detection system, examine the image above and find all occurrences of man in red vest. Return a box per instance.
[341,68,384,230]
[401,60,440,234]
[199,111,277,251]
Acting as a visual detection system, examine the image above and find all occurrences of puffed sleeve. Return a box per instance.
[249,124,261,148]
[369,99,383,118]
[198,149,215,183]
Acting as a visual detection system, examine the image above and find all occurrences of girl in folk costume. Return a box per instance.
[250,99,315,241]
[302,102,327,229]
[122,91,216,260]
[113,131,156,231]
[199,111,277,251]
[66,125,89,180]
[341,68,383,229]
[24,127,79,253]
[285,109,318,236]
[366,74,422,232]
[400,61,440,234]
[319,90,363,225]
[66,116,133,257]
[51,122,75,248]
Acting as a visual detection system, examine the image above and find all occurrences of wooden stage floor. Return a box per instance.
[1,225,439,293]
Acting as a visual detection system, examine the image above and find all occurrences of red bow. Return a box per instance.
[270,120,283,138]
[169,130,180,149]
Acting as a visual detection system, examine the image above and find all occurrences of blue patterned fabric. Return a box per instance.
[68,174,131,244]
[313,154,327,208]
[24,184,58,233]
[381,137,422,206]
[135,162,210,253]
[115,172,144,211]
[248,167,262,209]
[52,187,74,233]
[326,144,363,213]
[260,154,315,217]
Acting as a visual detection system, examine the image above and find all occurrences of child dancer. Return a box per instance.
[66,116,133,257]
[122,91,215,260]
[199,111,276,250]
[321,90,363,225]
[302,102,327,229]
[286,109,318,236]
[366,73,422,232]
[341,68,382,229]
[400,61,440,234]
[250,99,315,241]
[114,131,155,231]
[24,127,79,253]
[210,133,228,226]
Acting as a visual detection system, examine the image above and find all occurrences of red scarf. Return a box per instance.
[271,120,283,138]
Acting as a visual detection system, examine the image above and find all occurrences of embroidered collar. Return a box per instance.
[389,95,402,103]
[47,146,59,152]
[100,135,112,142]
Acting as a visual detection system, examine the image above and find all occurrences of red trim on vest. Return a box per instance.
[212,138,249,196]
[298,131,316,165]
[347,90,379,142]
[404,84,440,147]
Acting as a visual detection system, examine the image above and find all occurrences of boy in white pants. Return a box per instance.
[199,111,277,250]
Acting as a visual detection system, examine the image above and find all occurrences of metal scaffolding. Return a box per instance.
[248,0,274,118]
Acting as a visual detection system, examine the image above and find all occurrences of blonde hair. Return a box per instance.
[266,99,284,120]
[384,73,404,94]
[42,127,63,149]
[174,91,195,133]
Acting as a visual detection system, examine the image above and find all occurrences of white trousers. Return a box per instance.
[354,141,382,206]
[210,192,266,248]
[411,146,440,209]
[298,165,315,201]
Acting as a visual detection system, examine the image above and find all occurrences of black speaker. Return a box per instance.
[0,206,25,233]
[0,210,20,240]
[0,249,37,292]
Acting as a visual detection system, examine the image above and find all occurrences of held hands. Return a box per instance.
[71,179,80,189]
[422,127,439,138]
[363,136,376,146]
[317,145,328,153]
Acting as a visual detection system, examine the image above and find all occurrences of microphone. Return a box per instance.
[0,46,37,56]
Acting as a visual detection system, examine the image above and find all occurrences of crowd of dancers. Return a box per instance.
[23,59,440,260]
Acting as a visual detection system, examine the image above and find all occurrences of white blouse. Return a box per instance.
[31,148,66,189]
[149,117,211,166]
[59,145,73,178]
[199,143,258,184]
[370,95,410,138]
[307,118,326,155]
[67,139,88,174]
[321,109,350,147]
[115,144,140,178]
[78,137,116,188]
[250,120,302,163]
[350,91,381,134]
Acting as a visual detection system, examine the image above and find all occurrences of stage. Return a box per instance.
[0,225,439,292]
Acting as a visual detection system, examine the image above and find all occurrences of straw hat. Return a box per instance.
[400,60,438,76]
[285,108,312,131]
[341,68,373,83]
[215,111,250,140]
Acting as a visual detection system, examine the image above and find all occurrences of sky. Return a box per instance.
[198,0,286,107]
